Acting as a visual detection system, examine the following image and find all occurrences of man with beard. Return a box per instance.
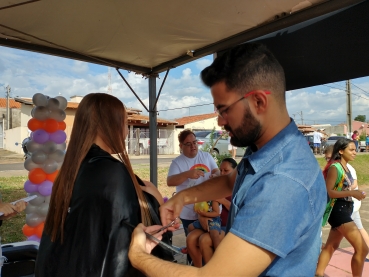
[128,43,326,276]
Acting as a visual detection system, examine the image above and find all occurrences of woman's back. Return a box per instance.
[35,145,145,277]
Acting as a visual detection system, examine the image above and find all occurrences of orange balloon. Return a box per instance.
[44,119,59,133]
[46,170,59,182]
[27,118,45,131]
[29,168,47,184]
[35,222,45,238]
[58,121,66,131]
[22,224,35,237]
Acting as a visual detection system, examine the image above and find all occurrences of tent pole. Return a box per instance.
[149,76,158,186]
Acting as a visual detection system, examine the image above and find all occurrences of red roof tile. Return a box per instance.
[175,113,217,126]
[0,98,21,108]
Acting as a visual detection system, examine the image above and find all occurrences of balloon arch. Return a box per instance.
[22,93,67,242]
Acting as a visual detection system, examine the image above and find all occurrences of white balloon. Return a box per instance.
[44,195,51,204]
[26,140,43,153]
[37,203,50,217]
[26,213,45,227]
[32,93,47,107]
[55,142,67,152]
[42,159,58,174]
[25,203,38,214]
[55,96,68,110]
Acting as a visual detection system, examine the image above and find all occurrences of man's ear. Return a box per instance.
[250,90,268,114]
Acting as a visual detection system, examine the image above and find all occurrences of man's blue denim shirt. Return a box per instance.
[227,120,326,276]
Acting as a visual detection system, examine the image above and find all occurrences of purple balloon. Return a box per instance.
[27,235,40,243]
[32,129,49,144]
[38,180,53,196]
[24,180,39,193]
[49,130,67,144]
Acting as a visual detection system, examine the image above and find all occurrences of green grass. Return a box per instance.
[1,155,368,244]
[0,176,28,244]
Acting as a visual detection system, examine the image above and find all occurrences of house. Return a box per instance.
[0,98,22,148]
[173,113,220,154]
[3,95,177,154]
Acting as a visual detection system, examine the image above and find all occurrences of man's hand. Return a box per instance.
[187,169,205,179]
[159,193,184,230]
[128,224,163,266]
[210,168,220,178]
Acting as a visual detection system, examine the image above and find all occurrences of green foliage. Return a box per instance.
[354,115,366,122]
[360,130,367,141]
[202,128,231,167]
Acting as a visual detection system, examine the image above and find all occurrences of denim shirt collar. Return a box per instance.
[243,119,297,173]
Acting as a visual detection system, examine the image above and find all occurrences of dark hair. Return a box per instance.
[322,138,355,178]
[45,93,153,242]
[201,43,286,103]
[178,129,195,144]
[221,157,237,169]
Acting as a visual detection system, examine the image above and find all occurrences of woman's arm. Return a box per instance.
[326,167,365,200]
[141,180,164,205]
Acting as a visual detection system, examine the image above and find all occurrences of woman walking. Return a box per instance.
[316,138,368,276]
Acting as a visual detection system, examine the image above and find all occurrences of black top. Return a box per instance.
[35,144,170,277]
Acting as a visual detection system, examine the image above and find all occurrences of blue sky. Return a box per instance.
[1,46,368,125]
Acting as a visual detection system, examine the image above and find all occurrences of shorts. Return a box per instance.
[328,200,353,229]
[351,210,363,230]
[314,143,321,148]
[192,216,222,233]
[366,142,369,146]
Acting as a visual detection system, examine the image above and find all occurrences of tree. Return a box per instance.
[354,115,366,122]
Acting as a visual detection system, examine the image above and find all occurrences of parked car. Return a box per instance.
[359,141,366,152]
[131,132,167,155]
[325,136,346,149]
[194,130,244,156]
[304,135,327,153]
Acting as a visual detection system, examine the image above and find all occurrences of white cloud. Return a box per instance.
[196,58,212,70]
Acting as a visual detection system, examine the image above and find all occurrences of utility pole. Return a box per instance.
[346,80,352,136]
[5,85,10,130]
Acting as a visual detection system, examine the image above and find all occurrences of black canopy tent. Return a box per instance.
[1,0,368,184]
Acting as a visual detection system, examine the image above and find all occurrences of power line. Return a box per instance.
[158,102,213,112]
[322,84,369,101]
[351,82,369,97]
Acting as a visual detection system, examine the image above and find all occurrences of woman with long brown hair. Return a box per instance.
[35,93,171,276]
[316,138,368,276]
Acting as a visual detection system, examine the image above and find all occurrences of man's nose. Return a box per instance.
[217,116,226,126]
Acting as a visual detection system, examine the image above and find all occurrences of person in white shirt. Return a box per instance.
[167,129,219,236]
[313,129,323,155]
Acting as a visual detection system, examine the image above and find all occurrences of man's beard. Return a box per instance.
[226,104,262,147]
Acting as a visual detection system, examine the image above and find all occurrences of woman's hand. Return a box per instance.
[352,190,366,201]
[0,202,16,216]
[14,200,27,213]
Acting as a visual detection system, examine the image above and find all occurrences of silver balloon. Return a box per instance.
[49,109,66,122]
[33,106,50,121]
[48,149,65,163]
[47,98,60,110]
[26,213,45,227]
[29,192,45,206]
[42,159,58,174]
[24,158,40,171]
[37,203,50,217]
[56,161,63,170]
[55,96,68,110]
[42,141,57,154]
[26,140,43,153]
[55,142,67,152]
[32,93,47,107]
[25,203,37,214]
[44,195,51,204]
[31,107,36,117]
[31,150,47,164]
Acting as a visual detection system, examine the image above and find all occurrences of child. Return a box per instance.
[188,200,222,251]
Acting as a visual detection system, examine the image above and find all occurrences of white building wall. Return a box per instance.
[4,126,29,154]
[185,117,220,131]
[21,105,33,127]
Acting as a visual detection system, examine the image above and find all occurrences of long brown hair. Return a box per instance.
[44,93,153,242]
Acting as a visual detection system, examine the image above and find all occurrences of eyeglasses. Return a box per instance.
[182,140,198,147]
[214,90,271,119]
